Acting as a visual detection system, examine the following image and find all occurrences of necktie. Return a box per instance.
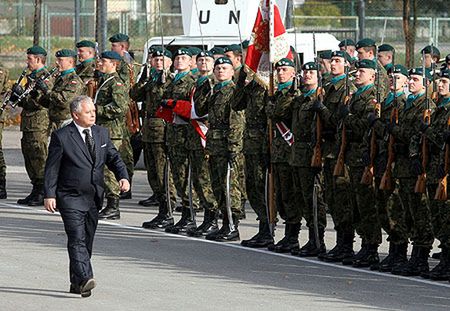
[83,129,96,162]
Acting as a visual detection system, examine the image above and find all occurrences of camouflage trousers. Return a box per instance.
[427,183,450,248]
[348,165,382,245]
[0,122,6,180]
[292,166,327,230]
[208,154,243,217]
[21,130,48,186]
[143,142,166,200]
[190,149,216,212]
[323,158,353,233]
[397,177,433,247]
[167,124,189,208]
[244,153,268,221]
[374,177,407,245]
[104,139,122,199]
[120,130,134,182]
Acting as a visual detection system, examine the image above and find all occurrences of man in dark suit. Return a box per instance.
[44,95,129,297]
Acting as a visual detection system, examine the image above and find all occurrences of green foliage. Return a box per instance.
[294,1,342,27]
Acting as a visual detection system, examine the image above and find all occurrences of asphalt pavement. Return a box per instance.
[1,126,450,311]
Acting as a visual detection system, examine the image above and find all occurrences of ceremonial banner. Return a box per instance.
[245,0,292,88]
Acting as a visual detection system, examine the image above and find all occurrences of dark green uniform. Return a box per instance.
[75,58,96,84]
[0,64,8,196]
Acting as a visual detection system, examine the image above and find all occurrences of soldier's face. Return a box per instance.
[389,74,407,92]
[357,48,373,61]
[72,100,96,128]
[214,64,234,82]
[77,47,95,62]
[174,55,191,71]
[111,42,125,56]
[153,56,172,71]
[330,57,345,76]
[190,55,197,70]
[224,52,242,68]
[302,69,318,86]
[56,57,75,71]
[319,59,331,73]
[354,68,375,86]
[26,54,42,71]
[196,56,214,73]
[438,77,450,96]
[276,66,295,83]
[377,51,392,67]
[341,46,355,56]
[213,54,224,60]
[99,58,116,74]
[421,54,433,68]
[408,75,426,94]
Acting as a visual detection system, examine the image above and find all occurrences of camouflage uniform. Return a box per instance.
[42,69,85,130]
[95,72,129,201]
[0,64,8,190]
[75,58,96,84]
[18,67,52,195]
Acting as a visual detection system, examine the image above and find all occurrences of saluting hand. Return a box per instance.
[44,198,57,213]
[119,179,130,193]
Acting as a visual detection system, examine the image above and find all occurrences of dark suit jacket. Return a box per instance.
[44,122,129,211]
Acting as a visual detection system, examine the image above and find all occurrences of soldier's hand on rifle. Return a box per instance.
[35,79,49,94]
[437,163,447,179]
[362,150,371,166]
[367,112,379,127]
[410,156,423,176]
[237,68,247,88]
[311,100,325,112]
[338,105,349,119]
[161,99,177,109]
[419,120,429,133]
[11,84,24,96]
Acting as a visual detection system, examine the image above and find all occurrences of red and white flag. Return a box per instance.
[245,0,292,89]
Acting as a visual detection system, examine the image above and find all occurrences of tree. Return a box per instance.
[403,0,416,68]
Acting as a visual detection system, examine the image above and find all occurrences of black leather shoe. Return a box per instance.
[352,245,379,268]
[80,278,96,297]
[18,190,36,205]
[142,215,164,229]
[119,190,132,200]
[217,229,240,242]
[138,195,159,207]
[99,198,120,220]
[206,224,229,241]
[69,283,81,294]
[28,193,44,206]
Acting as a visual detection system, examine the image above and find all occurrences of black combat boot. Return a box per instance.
[424,247,450,280]
[269,224,290,252]
[392,246,430,276]
[273,223,299,254]
[138,194,159,207]
[28,185,44,206]
[241,221,263,247]
[372,242,394,271]
[219,214,240,242]
[321,231,343,261]
[0,179,6,199]
[98,197,120,220]
[187,209,219,237]
[340,232,355,265]
[298,228,326,257]
[143,197,174,229]
[165,208,192,234]
[206,215,230,241]
[119,190,132,200]
[352,244,379,268]
[17,185,38,205]
[385,242,408,272]
[246,221,274,248]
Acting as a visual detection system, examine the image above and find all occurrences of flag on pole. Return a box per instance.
[245,0,292,89]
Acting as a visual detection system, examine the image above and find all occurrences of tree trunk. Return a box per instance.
[403,0,416,67]
[33,0,42,46]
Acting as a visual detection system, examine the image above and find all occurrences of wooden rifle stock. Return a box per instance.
[379,109,398,190]
[311,87,324,168]
[126,63,141,134]
[333,94,350,176]
[414,109,431,193]
[435,117,450,201]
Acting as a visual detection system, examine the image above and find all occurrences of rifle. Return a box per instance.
[2,67,57,110]
[1,67,27,111]
[361,54,382,185]
[125,58,141,135]
[414,50,432,193]
[311,33,323,168]
[333,63,351,176]
[86,42,100,100]
[380,53,398,191]
[435,117,450,201]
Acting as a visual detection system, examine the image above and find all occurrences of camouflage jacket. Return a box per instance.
[376,60,389,102]
[42,69,85,127]
[117,59,133,89]
[391,93,436,178]
[130,70,171,143]
[196,81,244,156]
[19,68,53,132]
[95,72,129,139]
[338,84,376,167]
[0,64,8,96]
[423,96,450,183]
[75,59,96,84]
[289,88,317,167]
[232,80,266,155]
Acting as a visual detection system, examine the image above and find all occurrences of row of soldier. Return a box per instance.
[2,34,450,282]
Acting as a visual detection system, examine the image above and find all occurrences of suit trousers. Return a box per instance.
[59,206,98,285]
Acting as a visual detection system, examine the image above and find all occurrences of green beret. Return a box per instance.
[109,33,129,43]
[55,49,77,58]
[390,64,409,77]
[241,40,250,49]
[173,48,192,58]
[356,38,376,49]
[302,62,320,71]
[152,49,172,58]
[76,40,96,49]
[224,44,242,53]
[441,69,450,80]
[378,44,395,53]
[148,45,161,54]
[421,45,440,57]
[100,51,122,60]
[188,47,202,56]
[338,39,356,48]
[197,50,214,59]
[409,67,432,80]
[26,45,47,56]
[355,59,377,70]
[275,58,295,68]
[214,57,233,67]
[210,46,225,55]
[319,50,332,60]
[331,50,352,63]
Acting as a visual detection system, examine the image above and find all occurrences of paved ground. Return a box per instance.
[1,127,450,311]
